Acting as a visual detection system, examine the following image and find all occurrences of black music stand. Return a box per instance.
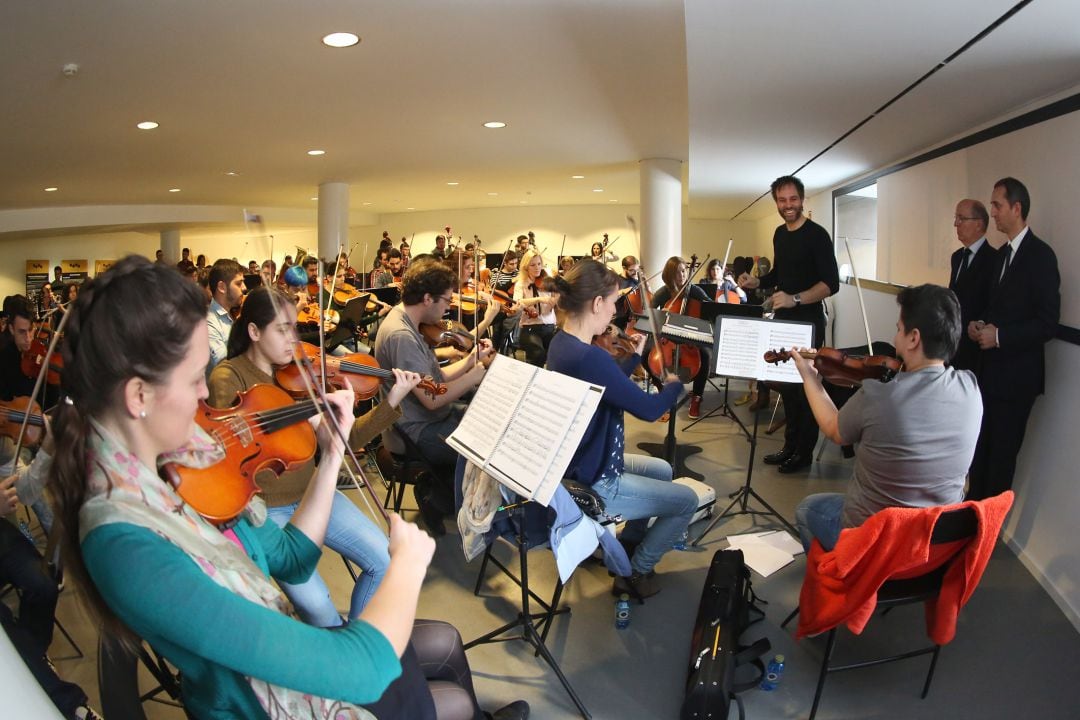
[464,500,591,719]
[683,302,763,431]
[633,312,704,481]
[691,315,812,546]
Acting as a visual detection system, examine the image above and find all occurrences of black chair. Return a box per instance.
[0,579,84,661]
[782,506,979,720]
[377,424,440,515]
[97,636,189,719]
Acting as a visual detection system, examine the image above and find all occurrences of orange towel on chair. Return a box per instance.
[797,491,1013,645]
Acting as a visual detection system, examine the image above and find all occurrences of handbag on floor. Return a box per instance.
[681,548,770,720]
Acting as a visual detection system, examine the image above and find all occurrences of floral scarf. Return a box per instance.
[79,420,374,720]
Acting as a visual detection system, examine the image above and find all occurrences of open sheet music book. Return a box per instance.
[446,354,603,506]
[712,316,815,383]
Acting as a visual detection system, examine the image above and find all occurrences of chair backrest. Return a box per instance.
[381,424,407,456]
[97,636,149,720]
[929,506,977,544]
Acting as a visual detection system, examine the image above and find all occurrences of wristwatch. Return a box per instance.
[793,294,802,306]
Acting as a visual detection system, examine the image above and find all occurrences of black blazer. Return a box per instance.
[979,230,1060,400]
[948,240,997,372]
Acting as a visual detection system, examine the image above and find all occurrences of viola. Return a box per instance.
[20,325,63,386]
[160,384,320,523]
[275,342,446,403]
[764,347,902,388]
[0,396,45,449]
[419,320,475,353]
[296,304,340,333]
[593,325,639,361]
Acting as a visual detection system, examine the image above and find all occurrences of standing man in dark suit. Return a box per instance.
[948,199,996,372]
[738,175,840,473]
[967,177,1060,500]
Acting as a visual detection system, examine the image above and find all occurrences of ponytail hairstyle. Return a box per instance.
[550,259,620,315]
[226,286,295,359]
[49,255,207,652]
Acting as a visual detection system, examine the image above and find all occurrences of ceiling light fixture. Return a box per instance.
[593,188,604,193]
[362,201,372,206]
[225,171,240,177]
[487,192,498,196]
[311,197,318,200]
[571,175,585,179]
[406,207,415,211]
[307,149,326,156]
[609,199,618,203]
[447,182,459,186]
[44,187,58,192]
[482,121,506,129]
[322,32,360,48]
[136,121,159,130]
[169,188,181,193]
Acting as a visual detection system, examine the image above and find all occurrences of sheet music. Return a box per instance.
[446,354,535,460]
[446,355,601,506]
[713,317,814,383]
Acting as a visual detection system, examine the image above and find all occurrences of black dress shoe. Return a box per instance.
[487,700,530,720]
[763,446,794,465]
[778,453,812,474]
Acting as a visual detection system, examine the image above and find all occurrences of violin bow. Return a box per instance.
[719,239,733,280]
[627,215,672,377]
[840,235,874,356]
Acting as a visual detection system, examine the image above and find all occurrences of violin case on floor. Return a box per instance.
[681,549,770,720]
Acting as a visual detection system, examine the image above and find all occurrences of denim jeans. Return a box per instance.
[794,492,846,552]
[265,491,389,627]
[592,453,697,575]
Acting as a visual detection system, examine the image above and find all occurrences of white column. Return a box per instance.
[318,182,350,262]
[638,158,683,273]
[160,228,181,265]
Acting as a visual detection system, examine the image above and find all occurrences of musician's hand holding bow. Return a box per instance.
[311,384,356,456]
[632,331,648,356]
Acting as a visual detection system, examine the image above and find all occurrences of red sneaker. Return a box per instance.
[688,395,702,420]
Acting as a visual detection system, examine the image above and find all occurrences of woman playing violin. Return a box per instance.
[513,248,557,367]
[545,260,696,599]
[651,256,712,420]
[209,285,421,626]
[50,257,526,720]
[48,256,426,718]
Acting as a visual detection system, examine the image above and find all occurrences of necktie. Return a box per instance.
[999,244,1012,283]
[956,248,971,283]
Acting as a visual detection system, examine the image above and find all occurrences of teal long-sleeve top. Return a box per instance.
[82,517,400,719]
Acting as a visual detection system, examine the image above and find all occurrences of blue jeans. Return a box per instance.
[266,491,390,627]
[592,454,697,575]
[795,493,845,552]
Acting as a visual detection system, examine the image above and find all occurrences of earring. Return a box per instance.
[139,410,147,419]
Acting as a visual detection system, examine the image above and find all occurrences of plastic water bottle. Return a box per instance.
[614,594,631,629]
[760,654,785,691]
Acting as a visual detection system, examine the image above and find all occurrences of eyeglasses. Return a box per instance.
[953,215,979,223]
[435,294,454,305]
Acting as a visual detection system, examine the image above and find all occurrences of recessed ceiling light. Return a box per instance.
[447,182,459,186]
[406,207,415,211]
[519,200,528,204]
[322,32,360,48]
[225,171,240,177]
[362,202,372,206]
[487,192,499,196]
[311,197,318,200]
[609,199,618,203]
[593,188,604,193]
[482,121,506,129]
[44,187,58,192]
[169,188,181,193]
[307,149,325,156]
[571,175,585,179]
[136,121,159,130]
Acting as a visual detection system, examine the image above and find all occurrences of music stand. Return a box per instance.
[633,311,704,481]
[691,315,812,546]
[368,286,400,307]
[683,302,764,431]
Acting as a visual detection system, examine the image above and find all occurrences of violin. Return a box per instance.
[764,347,903,388]
[332,283,363,306]
[593,325,639,361]
[275,342,446,403]
[419,320,476,352]
[490,288,515,313]
[160,384,320,523]
[20,324,63,386]
[0,396,45,449]
[296,304,340,333]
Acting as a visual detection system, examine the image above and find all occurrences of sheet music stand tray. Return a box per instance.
[464,500,591,719]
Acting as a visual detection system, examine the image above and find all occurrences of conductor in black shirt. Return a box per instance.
[739,175,840,473]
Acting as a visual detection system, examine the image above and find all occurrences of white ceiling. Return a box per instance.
[1,0,1078,233]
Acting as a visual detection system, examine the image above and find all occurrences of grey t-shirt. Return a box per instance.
[838,365,982,528]
[372,305,450,441]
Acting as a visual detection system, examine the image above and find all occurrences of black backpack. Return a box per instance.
[681,549,771,720]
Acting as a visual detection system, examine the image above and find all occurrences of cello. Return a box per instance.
[646,255,706,382]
